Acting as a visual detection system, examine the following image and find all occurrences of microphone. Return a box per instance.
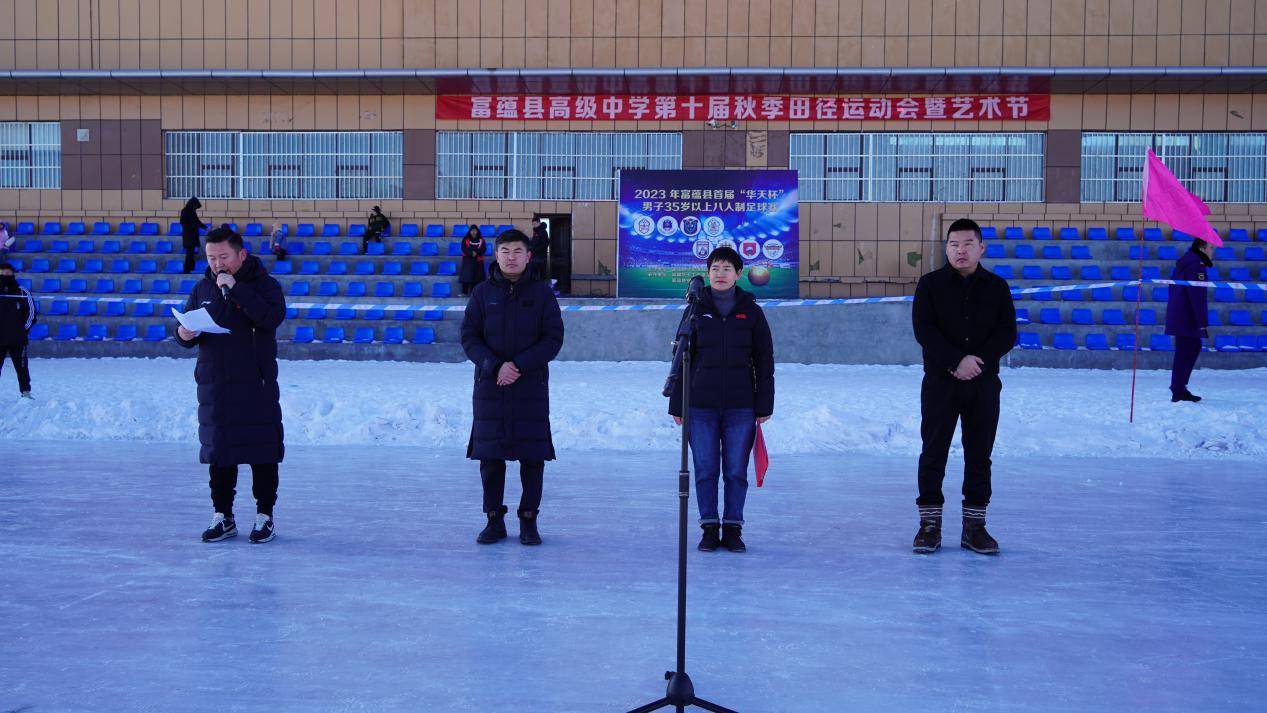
[685,274,705,302]
[218,270,230,300]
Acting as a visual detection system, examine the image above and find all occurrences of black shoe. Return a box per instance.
[961,510,999,555]
[698,524,721,551]
[201,513,237,542]
[249,513,275,543]
[913,521,942,554]
[518,510,541,546]
[720,524,746,552]
[1171,390,1202,403]
[477,506,508,544]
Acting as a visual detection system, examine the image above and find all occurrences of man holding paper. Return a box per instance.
[176,226,287,544]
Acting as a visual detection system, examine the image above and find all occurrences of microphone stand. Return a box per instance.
[628,288,737,713]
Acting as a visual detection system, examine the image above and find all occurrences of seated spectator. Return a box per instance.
[364,206,390,253]
[0,222,12,257]
[263,222,288,260]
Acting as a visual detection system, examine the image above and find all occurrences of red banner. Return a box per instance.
[436,94,1050,122]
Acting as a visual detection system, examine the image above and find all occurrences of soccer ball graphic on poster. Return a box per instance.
[747,264,771,286]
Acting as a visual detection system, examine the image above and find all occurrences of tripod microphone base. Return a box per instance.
[625,672,738,713]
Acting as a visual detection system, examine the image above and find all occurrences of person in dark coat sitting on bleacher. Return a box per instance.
[0,261,36,399]
[1164,238,1215,403]
[363,206,390,253]
[176,226,287,545]
[461,229,565,546]
[180,197,209,274]
[458,225,487,296]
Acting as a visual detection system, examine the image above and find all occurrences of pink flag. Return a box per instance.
[1142,149,1223,246]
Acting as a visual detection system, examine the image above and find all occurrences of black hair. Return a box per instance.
[204,225,244,249]
[946,218,982,241]
[0,261,14,272]
[495,228,531,250]
[531,216,541,223]
[466,225,483,239]
[1191,238,1208,252]
[706,246,743,273]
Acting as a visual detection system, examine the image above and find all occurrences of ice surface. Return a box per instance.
[2,441,1265,712]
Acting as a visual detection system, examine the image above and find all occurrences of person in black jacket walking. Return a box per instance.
[461,229,565,546]
[667,247,775,553]
[529,217,550,282]
[0,262,36,398]
[1164,238,1215,402]
[180,197,209,274]
[911,218,1016,556]
[458,225,487,296]
[175,226,287,544]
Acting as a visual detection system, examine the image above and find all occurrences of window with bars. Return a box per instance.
[436,132,682,200]
[790,132,1045,203]
[1081,132,1267,203]
[0,122,61,189]
[164,131,403,200]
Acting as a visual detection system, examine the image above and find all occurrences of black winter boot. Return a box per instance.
[721,524,746,552]
[518,510,541,545]
[698,524,721,551]
[961,507,999,555]
[913,506,942,554]
[1171,390,1202,403]
[477,506,508,544]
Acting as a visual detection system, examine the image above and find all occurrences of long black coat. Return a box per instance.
[0,278,36,346]
[175,255,287,466]
[459,235,488,284]
[667,286,775,418]
[461,263,565,462]
[1164,249,1212,339]
[180,198,207,250]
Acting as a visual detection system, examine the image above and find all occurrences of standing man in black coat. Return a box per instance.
[461,229,565,546]
[180,197,209,275]
[0,261,36,398]
[529,217,551,282]
[1164,238,1215,403]
[911,218,1016,556]
[176,226,287,544]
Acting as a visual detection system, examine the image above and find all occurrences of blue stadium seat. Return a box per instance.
[437,262,457,276]
[48,240,70,253]
[1156,245,1179,261]
[1207,265,1220,281]
[323,225,341,238]
[1214,246,1235,261]
[322,326,345,343]
[54,324,78,341]
[1050,266,1072,280]
[116,222,137,236]
[1080,265,1102,280]
[1128,245,1148,260]
[1214,335,1239,352]
[424,224,444,238]
[1102,309,1126,325]
[452,224,469,238]
[101,240,121,254]
[1110,266,1132,281]
[311,242,332,256]
[127,240,147,254]
[1246,247,1266,261]
[73,240,95,254]
[55,259,77,273]
[1258,229,1267,242]
[984,243,1005,259]
[1115,227,1136,241]
[409,262,431,276]
[1021,265,1043,280]
[1000,226,1022,240]
[317,282,339,297]
[1014,244,1035,259]
[22,239,44,252]
[327,261,348,276]
[154,240,174,254]
[15,222,35,235]
[392,308,414,320]
[403,283,424,298]
[1032,288,1055,301]
[1017,332,1041,349]
[354,327,375,344]
[1152,286,1169,302]
[1228,228,1249,242]
[1085,333,1109,350]
[400,224,422,238]
[114,324,137,342]
[431,283,452,298]
[1229,267,1252,281]
[84,324,108,341]
[94,279,115,294]
[28,323,48,340]
[1214,287,1236,302]
[47,299,69,315]
[136,222,160,237]
[299,261,320,275]
[336,308,357,320]
[346,282,367,297]
[419,243,440,256]
[41,222,62,235]
[1032,227,1052,241]
[162,222,181,236]
[375,282,395,298]
[1071,308,1093,325]
[121,279,142,294]
[364,308,386,321]
[133,302,155,317]
[286,241,305,255]
[291,281,311,296]
[1059,227,1080,241]
[413,327,436,344]
[8,260,24,273]
[292,326,315,343]
[1149,334,1173,351]
[384,327,405,344]
[296,224,316,238]
[1053,333,1076,350]
[272,260,293,275]
[305,307,328,320]
[76,301,99,317]
[1138,308,1157,325]
[285,307,298,320]
[497,225,513,236]
[1143,228,1163,242]
[391,242,413,256]
[1141,266,1161,280]
[480,224,496,237]
[993,265,1013,279]
[241,223,263,237]
[348,224,367,237]
[31,258,51,272]
[66,222,87,236]
[1061,288,1085,302]
[65,278,87,293]
[1087,227,1108,241]
[382,261,402,276]
[161,260,182,274]
[1206,309,1221,326]
[150,279,171,294]
[179,279,197,293]
[354,261,375,276]
[365,242,386,256]
[1115,333,1136,351]
[1039,308,1061,325]
[1236,336,1259,352]
[337,242,358,255]
[448,242,462,256]
[1247,289,1267,304]
[104,301,126,317]
[83,259,103,273]
[1070,245,1091,260]
[1014,308,1030,323]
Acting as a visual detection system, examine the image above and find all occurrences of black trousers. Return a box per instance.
[1170,336,1203,393]
[361,230,383,253]
[480,459,543,514]
[916,372,1002,510]
[0,343,31,392]
[209,464,279,517]
[183,244,198,274]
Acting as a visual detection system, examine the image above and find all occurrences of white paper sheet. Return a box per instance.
[171,306,231,334]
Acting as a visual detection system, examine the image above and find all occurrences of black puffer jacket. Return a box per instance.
[175,255,287,466]
[461,263,565,462]
[180,197,208,250]
[667,286,775,418]
[0,276,36,345]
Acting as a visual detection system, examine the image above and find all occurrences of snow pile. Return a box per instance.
[2,358,1264,459]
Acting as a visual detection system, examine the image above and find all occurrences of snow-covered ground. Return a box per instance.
[2,358,1265,459]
